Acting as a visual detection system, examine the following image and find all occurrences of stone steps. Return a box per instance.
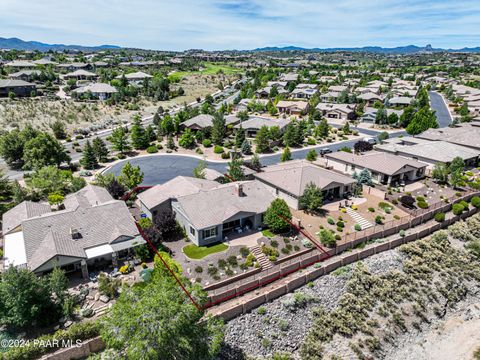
[346,207,373,230]
[249,245,273,270]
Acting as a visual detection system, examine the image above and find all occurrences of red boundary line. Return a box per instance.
[123,186,203,312]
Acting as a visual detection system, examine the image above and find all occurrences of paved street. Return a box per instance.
[429,91,452,127]
[105,129,406,186]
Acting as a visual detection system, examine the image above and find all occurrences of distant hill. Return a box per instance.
[0,37,121,51]
[251,44,480,54]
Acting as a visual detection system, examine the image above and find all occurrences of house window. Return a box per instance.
[223,219,240,231]
[351,165,356,171]
[203,227,216,239]
[190,227,196,236]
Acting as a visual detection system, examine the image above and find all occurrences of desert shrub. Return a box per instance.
[417,201,429,209]
[194,266,203,273]
[375,215,383,224]
[271,240,279,248]
[471,196,480,208]
[416,196,425,202]
[327,217,335,225]
[214,145,224,154]
[368,207,375,212]
[221,152,230,159]
[434,212,445,222]
[336,221,345,228]
[399,230,405,237]
[146,145,158,153]
[354,224,362,231]
[257,306,267,315]
[239,247,250,258]
[459,200,469,209]
[227,255,238,267]
[319,229,336,247]
[448,220,473,241]
[452,203,464,215]
[202,139,212,147]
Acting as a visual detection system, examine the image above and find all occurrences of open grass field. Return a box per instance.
[168,62,243,82]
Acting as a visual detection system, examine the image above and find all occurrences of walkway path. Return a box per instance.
[346,207,373,230]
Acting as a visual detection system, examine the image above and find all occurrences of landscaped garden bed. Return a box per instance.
[258,231,314,262]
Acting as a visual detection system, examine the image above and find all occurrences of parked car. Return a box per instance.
[319,148,332,156]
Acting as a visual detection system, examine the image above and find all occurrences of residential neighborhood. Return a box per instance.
[0,1,480,359]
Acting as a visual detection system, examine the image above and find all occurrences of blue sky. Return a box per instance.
[1,0,479,50]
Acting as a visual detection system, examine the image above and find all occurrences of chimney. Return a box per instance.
[236,183,244,197]
[70,227,81,240]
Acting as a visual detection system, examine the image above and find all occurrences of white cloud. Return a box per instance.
[0,0,479,50]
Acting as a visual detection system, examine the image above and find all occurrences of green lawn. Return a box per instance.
[183,243,228,259]
[262,229,275,238]
[168,63,243,82]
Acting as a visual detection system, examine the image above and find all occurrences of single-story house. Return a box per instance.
[329,85,348,93]
[320,91,340,103]
[375,137,480,168]
[290,88,318,99]
[357,92,384,106]
[325,150,427,185]
[416,123,480,151]
[254,160,356,209]
[3,60,35,69]
[255,86,289,98]
[276,100,309,115]
[116,71,153,84]
[8,70,42,82]
[58,62,91,71]
[266,81,288,88]
[173,181,275,246]
[361,107,403,123]
[235,98,269,112]
[387,96,414,107]
[72,83,117,100]
[316,103,356,120]
[63,70,98,81]
[181,114,240,130]
[2,185,143,278]
[0,79,36,97]
[136,176,220,218]
[279,73,299,82]
[233,116,290,137]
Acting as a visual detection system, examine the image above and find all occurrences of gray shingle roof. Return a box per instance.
[234,116,290,131]
[137,176,220,210]
[325,150,426,176]
[254,160,355,197]
[0,79,35,88]
[2,201,51,235]
[174,181,275,229]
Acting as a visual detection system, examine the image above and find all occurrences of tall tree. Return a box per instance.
[101,258,224,360]
[406,107,438,135]
[306,149,317,162]
[119,162,144,189]
[299,183,323,212]
[264,199,292,233]
[249,153,262,171]
[130,116,149,150]
[255,126,270,153]
[92,137,109,162]
[108,127,131,155]
[80,140,98,170]
[241,139,252,155]
[211,112,226,145]
[228,158,245,181]
[22,133,70,170]
[234,127,246,148]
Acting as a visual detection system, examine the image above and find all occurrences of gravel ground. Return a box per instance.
[220,249,404,359]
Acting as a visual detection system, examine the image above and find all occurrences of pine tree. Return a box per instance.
[255,126,270,153]
[108,127,130,155]
[228,158,244,181]
[130,116,149,150]
[281,146,292,162]
[92,137,109,162]
[80,140,98,170]
[235,127,246,148]
[306,149,317,162]
[211,112,226,145]
[241,139,252,155]
[250,153,262,171]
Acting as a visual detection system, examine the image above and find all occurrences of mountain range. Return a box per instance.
[1,37,480,54]
[251,44,480,54]
[0,37,120,51]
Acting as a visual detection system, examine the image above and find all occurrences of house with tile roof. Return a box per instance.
[254,160,355,209]
[325,150,427,185]
[2,185,143,278]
